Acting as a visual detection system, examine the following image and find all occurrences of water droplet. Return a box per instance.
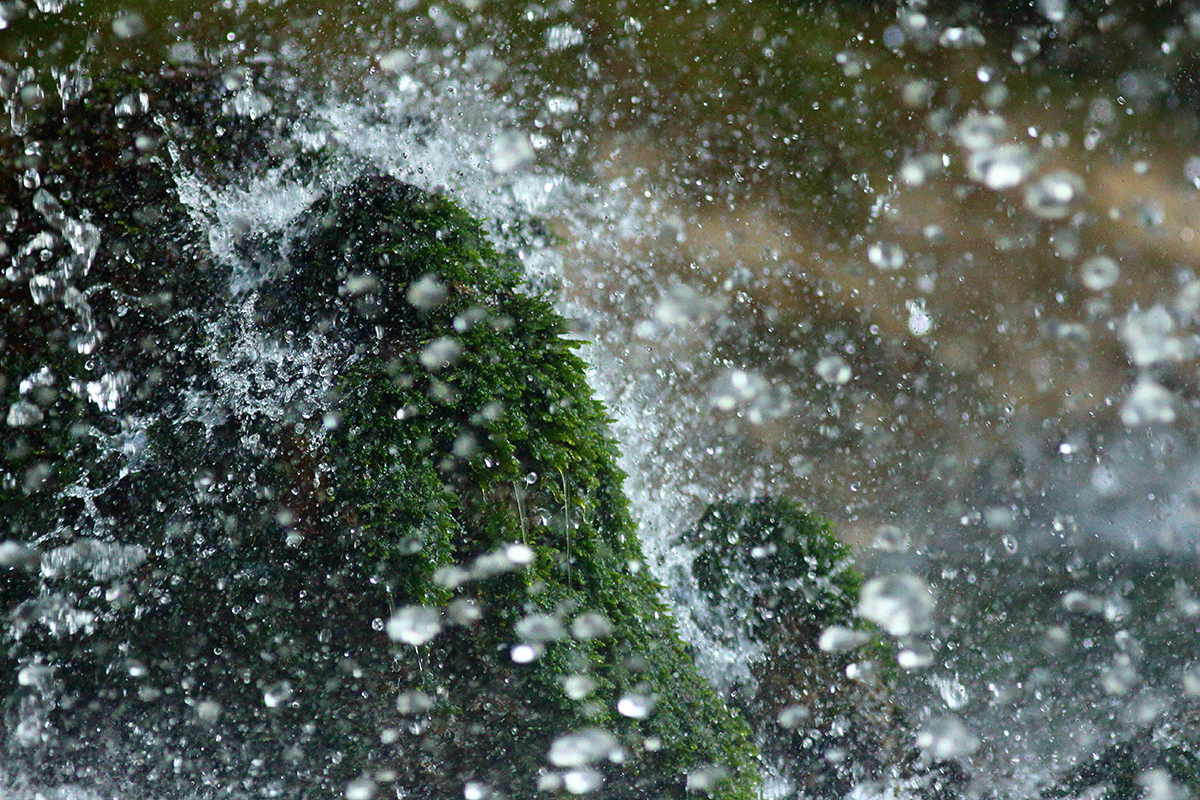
[1038,0,1067,23]
[776,705,809,729]
[897,648,934,669]
[653,281,726,328]
[0,541,40,569]
[396,691,436,714]
[111,11,147,39]
[452,432,477,457]
[955,110,1008,150]
[41,538,146,582]
[545,23,584,51]
[901,80,934,108]
[342,273,381,297]
[17,663,54,688]
[906,298,932,336]
[815,355,852,385]
[900,153,941,186]
[548,728,621,767]
[32,188,64,227]
[447,598,481,625]
[818,625,872,653]
[938,25,986,48]
[1090,465,1119,495]
[1062,590,1104,614]
[1121,377,1175,427]
[858,574,935,636]
[386,605,443,646]
[1081,255,1119,291]
[564,674,596,700]
[1184,664,1200,696]
[1121,305,1182,367]
[967,144,1033,190]
[685,766,729,793]
[490,130,534,173]
[1139,769,1188,800]
[511,643,540,663]
[516,613,566,643]
[867,241,906,270]
[984,506,1015,530]
[378,49,413,73]
[194,700,221,723]
[263,680,293,708]
[571,612,614,641]
[32,0,69,13]
[464,782,490,800]
[6,399,43,427]
[930,674,970,709]
[710,368,757,411]
[1101,655,1139,695]
[419,336,462,371]
[406,274,447,310]
[468,542,535,580]
[871,525,911,552]
[616,693,657,719]
[562,769,604,794]
[916,716,979,759]
[1024,170,1085,219]
[1176,280,1200,320]
[546,95,580,116]
[346,777,377,800]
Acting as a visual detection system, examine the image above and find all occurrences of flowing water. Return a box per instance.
[6,1,1200,798]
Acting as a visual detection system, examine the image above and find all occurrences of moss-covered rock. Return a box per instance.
[688,498,861,643]
[684,498,967,799]
[684,499,888,794]
[0,70,756,800]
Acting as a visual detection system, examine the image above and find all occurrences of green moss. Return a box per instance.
[303,176,759,798]
[687,497,861,646]
[0,70,757,799]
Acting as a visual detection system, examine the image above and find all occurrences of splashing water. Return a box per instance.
[9,2,1200,799]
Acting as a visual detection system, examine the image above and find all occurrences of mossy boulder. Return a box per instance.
[688,498,861,646]
[0,70,756,799]
[685,498,966,799]
[684,499,888,794]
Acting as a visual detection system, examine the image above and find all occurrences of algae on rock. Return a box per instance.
[0,70,756,799]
